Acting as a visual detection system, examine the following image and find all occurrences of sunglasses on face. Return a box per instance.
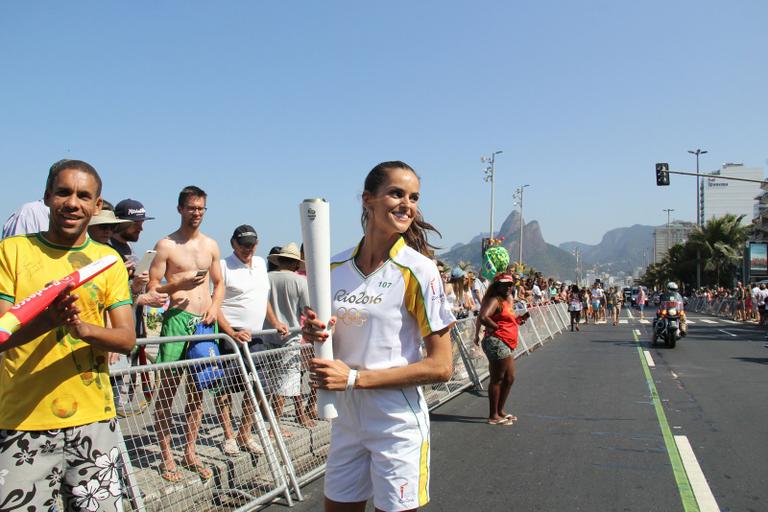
[92,224,117,231]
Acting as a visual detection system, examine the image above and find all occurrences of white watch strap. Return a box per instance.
[346,369,358,390]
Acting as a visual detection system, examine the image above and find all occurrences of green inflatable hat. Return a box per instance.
[482,246,510,281]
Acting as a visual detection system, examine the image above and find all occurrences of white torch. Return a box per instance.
[299,198,338,419]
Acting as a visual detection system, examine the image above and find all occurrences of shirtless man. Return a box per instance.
[148,185,224,482]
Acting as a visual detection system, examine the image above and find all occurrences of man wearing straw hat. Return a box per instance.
[264,242,315,429]
[87,201,131,245]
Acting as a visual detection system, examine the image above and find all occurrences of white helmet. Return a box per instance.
[667,282,679,291]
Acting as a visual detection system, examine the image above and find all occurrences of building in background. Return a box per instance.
[751,182,768,242]
[653,221,695,263]
[700,163,764,225]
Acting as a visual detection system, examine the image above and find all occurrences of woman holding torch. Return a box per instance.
[302,161,455,512]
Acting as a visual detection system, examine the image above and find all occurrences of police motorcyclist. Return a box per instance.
[659,281,687,336]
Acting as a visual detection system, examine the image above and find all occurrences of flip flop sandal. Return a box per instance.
[486,418,511,425]
[503,414,518,422]
[158,464,183,483]
[239,437,264,455]
[180,460,214,481]
[221,438,240,456]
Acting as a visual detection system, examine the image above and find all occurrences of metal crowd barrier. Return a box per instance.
[687,296,753,320]
[111,303,571,510]
[112,333,296,512]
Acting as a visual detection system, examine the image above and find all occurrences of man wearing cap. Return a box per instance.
[110,198,165,338]
[264,242,315,428]
[110,198,155,263]
[215,225,289,456]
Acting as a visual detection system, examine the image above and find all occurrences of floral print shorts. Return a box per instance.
[0,418,124,511]
[481,335,515,361]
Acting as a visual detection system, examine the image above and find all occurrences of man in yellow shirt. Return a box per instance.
[0,160,135,511]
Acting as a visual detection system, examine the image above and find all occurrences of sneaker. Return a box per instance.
[240,436,264,455]
[221,437,240,456]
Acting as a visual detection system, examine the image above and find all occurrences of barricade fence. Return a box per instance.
[687,296,753,320]
[111,302,570,511]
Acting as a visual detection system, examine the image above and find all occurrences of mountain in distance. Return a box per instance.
[439,210,577,280]
[559,224,656,274]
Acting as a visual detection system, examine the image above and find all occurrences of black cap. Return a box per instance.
[115,199,155,221]
[232,224,258,245]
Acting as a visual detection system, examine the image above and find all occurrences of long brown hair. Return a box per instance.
[361,161,441,256]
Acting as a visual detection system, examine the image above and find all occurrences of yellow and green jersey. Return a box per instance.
[0,234,131,430]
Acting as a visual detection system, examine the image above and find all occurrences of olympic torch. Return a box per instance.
[300,198,338,419]
[0,255,118,344]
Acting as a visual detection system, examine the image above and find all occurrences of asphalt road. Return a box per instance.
[266,308,768,512]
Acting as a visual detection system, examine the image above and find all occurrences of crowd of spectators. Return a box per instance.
[692,282,768,324]
[436,260,632,331]
[436,261,574,320]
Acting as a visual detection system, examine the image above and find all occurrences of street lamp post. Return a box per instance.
[688,148,707,289]
[664,208,675,255]
[513,184,530,264]
[481,151,503,242]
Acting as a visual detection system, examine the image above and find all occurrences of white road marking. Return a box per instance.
[619,319,628,324]
[674,435,720,512]
[671,371,678,379]
[686,320,696,324]
[718,329,737,338]
[721,319,739,324]
[700,319,718,324]
[639,319,651,324]
[633,329,641,337]
[626,308,634,319]
[643,350,655,367]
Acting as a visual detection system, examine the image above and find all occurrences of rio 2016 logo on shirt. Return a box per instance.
[335,307,369,327]
[334,289,383,305]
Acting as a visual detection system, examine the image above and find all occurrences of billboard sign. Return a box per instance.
[749,242,767,275]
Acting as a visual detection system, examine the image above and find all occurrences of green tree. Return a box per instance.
[686,214,751,287]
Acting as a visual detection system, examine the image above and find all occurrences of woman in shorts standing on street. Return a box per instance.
[567,284,582,331]
[475,273,530,425]
[302,161,455,512]
[637,286,647,319]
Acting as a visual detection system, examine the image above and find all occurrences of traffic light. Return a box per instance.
[656,163,670,186]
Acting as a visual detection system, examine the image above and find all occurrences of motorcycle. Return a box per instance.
[652,300,682,348]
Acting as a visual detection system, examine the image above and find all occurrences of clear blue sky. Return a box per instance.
[2,1,766,257]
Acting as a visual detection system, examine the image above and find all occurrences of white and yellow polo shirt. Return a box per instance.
[325,236,455,510]
[330,237,455,371]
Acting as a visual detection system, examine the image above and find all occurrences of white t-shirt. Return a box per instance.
[591,287,605,299]
[330,237,455,371]
[219,254,270,332]
[1,200,49,240]
[472,277,487,303]
[757,289,768,307]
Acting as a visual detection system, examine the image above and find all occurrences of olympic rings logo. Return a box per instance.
[335,307,369,327]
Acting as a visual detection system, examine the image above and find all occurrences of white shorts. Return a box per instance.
[325,386,431,511]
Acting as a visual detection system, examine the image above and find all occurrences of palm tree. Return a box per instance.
[640,262,667,289]
[687,214,751,286]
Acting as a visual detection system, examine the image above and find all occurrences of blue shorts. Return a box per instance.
[592,301,601,310]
